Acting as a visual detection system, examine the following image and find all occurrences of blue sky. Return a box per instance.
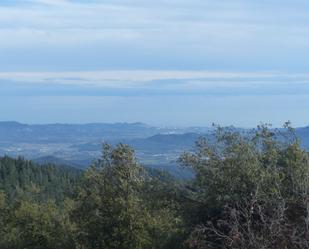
[1,0,309,127]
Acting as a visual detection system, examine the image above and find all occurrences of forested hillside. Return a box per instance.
[0,124,309,249]
[0,156,81,202]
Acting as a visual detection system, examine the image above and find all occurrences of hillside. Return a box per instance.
[1,122,309,177]
[0,156,82,202]
[0,121,159,143]
[296,126,309,148]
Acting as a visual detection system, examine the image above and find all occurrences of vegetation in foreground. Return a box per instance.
[0,123,309,249]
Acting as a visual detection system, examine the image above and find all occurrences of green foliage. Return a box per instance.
[142,170,186,249]
[71,144,147,249]
[5,200,74,249]
[180,124,309,248]
[0,191,9,248]
[0,156,82,202]
[0,149,185,249]
[71,143,181,249]
[1,123,308,249]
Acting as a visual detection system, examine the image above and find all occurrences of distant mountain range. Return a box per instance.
[0,122,211,177]
[0,121,158,142]
[0,121,309,177]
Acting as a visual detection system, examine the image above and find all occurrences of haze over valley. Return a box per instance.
[1,121,309,177]
[2,1,309,248]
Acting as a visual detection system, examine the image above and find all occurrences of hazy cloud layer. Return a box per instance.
[1,71,309,97]
[1,1,309,126]
[1,0,309,70]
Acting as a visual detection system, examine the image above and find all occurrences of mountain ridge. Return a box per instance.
[1,121,309,177]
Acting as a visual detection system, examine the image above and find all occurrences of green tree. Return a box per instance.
[142,170,186,249]
[72,143,150,249]
[6,200,75,249]
[0,191,10,248]
[0,156,81,203]
[180,124,309,249]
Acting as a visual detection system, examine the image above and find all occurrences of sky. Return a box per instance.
[1,0,309,127]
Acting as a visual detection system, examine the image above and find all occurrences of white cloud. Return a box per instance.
[1,1,309,70]
[1,0,309,48]
[1,70,309,91]
[27,0,70,6]
[0,70,276,82]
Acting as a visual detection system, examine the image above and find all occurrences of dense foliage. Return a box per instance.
[0,123,309,249]
[0,156,81,202]
[179,124,309,249]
